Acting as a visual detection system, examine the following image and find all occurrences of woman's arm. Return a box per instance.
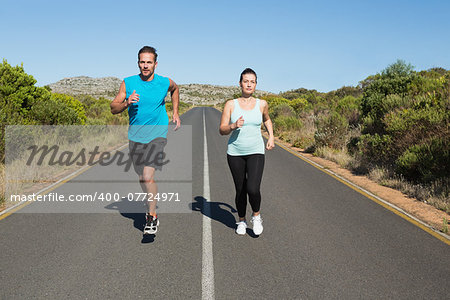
[261,100,275,150]
[219,100,243,135]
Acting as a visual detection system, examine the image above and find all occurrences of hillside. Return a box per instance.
[48,76,122,99]
[48,76,272,105]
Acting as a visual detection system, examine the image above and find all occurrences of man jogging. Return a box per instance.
[111,46,181,234]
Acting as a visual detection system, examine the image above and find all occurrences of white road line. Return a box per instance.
[202,109,215,300]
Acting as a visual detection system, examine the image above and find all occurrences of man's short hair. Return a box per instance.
[240,68,257,83]
[138,46,158,61]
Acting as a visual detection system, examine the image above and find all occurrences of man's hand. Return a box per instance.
[126,90,139,106]
[172,113,181,130]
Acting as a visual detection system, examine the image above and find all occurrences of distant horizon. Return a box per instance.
[42,62,449,95]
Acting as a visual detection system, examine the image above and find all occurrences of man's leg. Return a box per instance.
[139,165,157,216]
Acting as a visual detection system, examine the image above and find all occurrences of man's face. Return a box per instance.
[138,53,157,77]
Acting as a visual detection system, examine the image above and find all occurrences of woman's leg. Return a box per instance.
[227,155,247,219]
[245,154,265,215]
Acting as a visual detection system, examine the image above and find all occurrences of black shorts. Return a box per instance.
[129,138,168,175]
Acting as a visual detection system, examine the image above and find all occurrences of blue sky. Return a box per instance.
[1,0,449,93]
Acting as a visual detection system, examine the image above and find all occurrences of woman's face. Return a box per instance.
[240,74,257,95]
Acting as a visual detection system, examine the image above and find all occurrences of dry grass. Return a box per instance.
[277,115,316,149]
[289,135,450,214]
[3,126,128,209]
[166,102,193,119]
[311,122,449,213]
[368,167,449,213]
[368,167,391,183]
[314,146,356,169]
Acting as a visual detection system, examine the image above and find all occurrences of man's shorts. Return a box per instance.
[129,137,168,175]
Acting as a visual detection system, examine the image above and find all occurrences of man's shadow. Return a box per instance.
[191,196,259,238]
[104,198,155,244]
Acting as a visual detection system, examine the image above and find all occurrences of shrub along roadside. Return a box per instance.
[262,60,449,214]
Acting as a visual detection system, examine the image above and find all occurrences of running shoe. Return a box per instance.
[144,214,159,234]
[251,214,263,235]
[235,221,247,235]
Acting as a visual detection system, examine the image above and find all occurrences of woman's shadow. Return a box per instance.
[191,196,259,238]
[104,198,155,244]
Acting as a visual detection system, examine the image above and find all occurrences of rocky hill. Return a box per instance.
[48,76,272,105]
[48,76,121,99]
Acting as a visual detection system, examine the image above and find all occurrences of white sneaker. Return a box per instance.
[251,214,263,235]
[235,221,247,235]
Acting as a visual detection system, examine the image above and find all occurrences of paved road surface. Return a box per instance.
[1,107,449,299]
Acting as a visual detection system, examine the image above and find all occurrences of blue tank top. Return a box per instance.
[227,99,265,156]
[124,74,170,143]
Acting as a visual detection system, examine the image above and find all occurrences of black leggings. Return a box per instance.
[227,154,265,218]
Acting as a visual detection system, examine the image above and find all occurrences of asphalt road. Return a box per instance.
[1,107,449,299]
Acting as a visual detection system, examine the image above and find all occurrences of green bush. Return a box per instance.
[396,137,449,183]
[0,59,51,121]
[52,93,86,124]
[335,95,361,125]
[273,115,307,147]
[361,91,388,133]
[261,95,290,108]
[165,100,191,113]
[273,115,303,132]
[409,73,447,97]
[85,97,128,125]
[360,60,416,134]
[270,103,295,120]
[0,60,86,159]
[314,112,348,149]
[380,94,411,113]
[289,98,310,114]
[329,86,363,99]
[356,133,394,165]
[29,98,82,125]
[77,95,97,110]
[384,106,446,136]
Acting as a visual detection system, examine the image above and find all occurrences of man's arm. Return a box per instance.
[110,81,139,114]
[168,78,181,130]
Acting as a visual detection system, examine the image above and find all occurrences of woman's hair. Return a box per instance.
[239,68,257,83]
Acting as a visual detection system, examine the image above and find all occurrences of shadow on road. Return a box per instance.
[104,198,156,243]
[191,196,237,229]
[191,196,260,238]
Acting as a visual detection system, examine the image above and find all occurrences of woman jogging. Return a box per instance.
[219,68,274,235]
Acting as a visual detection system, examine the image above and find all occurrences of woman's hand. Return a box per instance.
[234,116,244,129]
[266,136,275,150]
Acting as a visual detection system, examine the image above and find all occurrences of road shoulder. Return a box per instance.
[270,135,449,237]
